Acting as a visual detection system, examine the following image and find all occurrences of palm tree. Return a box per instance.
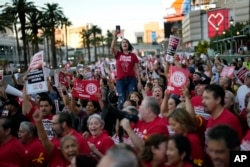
[2,0,35,70]
[0,12,13,33]
[42,3,65,69]
[106,30,113,56]
[98,35,105,56]
[89,25,102,62]
[26,7,43,54]
[80,28,91,62]
[61,17,72,61]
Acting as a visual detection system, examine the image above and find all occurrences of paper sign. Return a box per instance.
[59,72,72,86]
[167,66,190,95]
[0,70,3,81]
[72,79,100,101]
[44,67,51,79]
[54,69,61,87]
[26,51,48,94]
[220,66,235,79]
[236,67,249,83]
[166,35,181,57]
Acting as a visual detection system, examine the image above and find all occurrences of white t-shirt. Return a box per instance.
[236,85,250,111]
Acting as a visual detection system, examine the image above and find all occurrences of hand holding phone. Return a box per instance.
[116,25,121,34]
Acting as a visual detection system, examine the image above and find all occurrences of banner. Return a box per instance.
[207,8,229,38]
[167,66,190,95]
[236,67,248,83]
[166,35,181,58]
[220,66,235,79]
[72,79,99,101]
[59,71,72,86]
[26,51,48,94]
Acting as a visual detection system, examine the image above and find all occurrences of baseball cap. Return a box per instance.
[197,75,211,85]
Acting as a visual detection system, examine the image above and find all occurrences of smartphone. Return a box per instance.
[116,25,121,33]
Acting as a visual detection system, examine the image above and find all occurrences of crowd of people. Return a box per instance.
[0,32,250,167]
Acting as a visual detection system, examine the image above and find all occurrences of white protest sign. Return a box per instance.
[26,51,48,94]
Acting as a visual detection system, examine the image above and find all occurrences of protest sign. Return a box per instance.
[26,51,48,94]
[167,66,190,95]
[72,79,99,101]
[236,67,248,83]
[220,66,235,79]
[59,71,72,86]
[166,35,181,57]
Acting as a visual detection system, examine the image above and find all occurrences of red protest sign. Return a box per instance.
[167,66,190,95]
[220,66,235,79]
[59,72,72,86]
[236,67,248,83]
[72,79,100,101]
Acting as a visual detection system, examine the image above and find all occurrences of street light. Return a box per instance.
[230,17,234,55]
[216,25,219,53]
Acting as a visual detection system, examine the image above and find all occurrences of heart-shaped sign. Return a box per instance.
[208,13,224,29]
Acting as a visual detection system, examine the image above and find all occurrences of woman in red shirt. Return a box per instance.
[141,134,168,167]
[86,114,114,160]
[111,32,141,109]
[166,135,194,167]
[18,121,48,167]
[168,108,204,167]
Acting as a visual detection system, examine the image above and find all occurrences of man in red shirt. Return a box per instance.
[0,117,26,167]
[207,125,241,167]
[203,84,243,141]
[51,112,90,155]
[120,96,169,152]
[191,74,211,120]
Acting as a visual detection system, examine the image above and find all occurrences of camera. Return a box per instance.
[117,106,139,123]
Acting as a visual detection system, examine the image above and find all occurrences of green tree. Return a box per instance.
[42,3,65,68]
[80,28,91,62]
[2,0,35,70]
[105,30,113,56]
[61,17,72,61]
[196,40,209,56]
[89,25,102,62]
[26,7,43,54]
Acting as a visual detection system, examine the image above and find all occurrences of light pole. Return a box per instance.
[230,17,234,55]
[216,25,219,53]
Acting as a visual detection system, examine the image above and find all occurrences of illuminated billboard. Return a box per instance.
[163,0,191,22]
[207,8,229,38]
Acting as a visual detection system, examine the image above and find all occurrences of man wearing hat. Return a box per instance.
[3,99,29,137]
[191,75,211,120]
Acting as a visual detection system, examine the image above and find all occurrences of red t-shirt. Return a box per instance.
[48,146,70,167]
[206,109,243,140]
[186,133,204,166]
[87,131,114,155]
[52,128,90,155]
[241,130,250,151]
[191,96,210,120]
[0,137,27,167]
[133,116,169,141]
[24,138,49,167]
[115,51,139,80]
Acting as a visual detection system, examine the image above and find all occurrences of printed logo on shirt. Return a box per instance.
[42,119,54,140]
[32,152,45,164]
